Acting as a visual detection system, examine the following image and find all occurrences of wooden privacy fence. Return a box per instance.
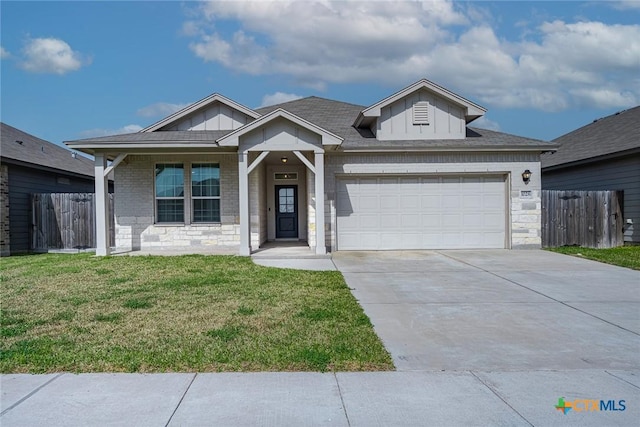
[31,193,115,251]
[541,190,623,248]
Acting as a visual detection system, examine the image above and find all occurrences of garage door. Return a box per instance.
[337,175,506,250]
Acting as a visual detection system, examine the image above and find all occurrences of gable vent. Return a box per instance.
[412,101,429,125]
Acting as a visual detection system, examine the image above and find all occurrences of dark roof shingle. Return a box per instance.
[1,122,95,177]
[542,106,640,169]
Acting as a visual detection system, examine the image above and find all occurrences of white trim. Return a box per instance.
[293,151,315,173]
[314,152,326,255]
[104,153,128,177]
[238,152,251,255]
[217,108,343,147]
[354,78,486,127]
[141,94,260,133]
[94,153,110,256]
[247,151,270,174]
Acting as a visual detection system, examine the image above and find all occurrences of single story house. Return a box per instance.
[542,106,640,244]
[66,79,556,256]
[0,123,107,256]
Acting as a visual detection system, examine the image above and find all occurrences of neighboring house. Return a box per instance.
[0,123,103,255]
[66,79,555,256]
[541,106,640,244]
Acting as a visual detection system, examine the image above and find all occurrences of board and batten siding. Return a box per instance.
[6,163,95,253]
[163,102,252,131]
[542,154,640,243]
[376,89,466,140]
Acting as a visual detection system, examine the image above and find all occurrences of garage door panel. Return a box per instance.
[380,196,398,209]
[337,175,506,250]
[359,196,379,210]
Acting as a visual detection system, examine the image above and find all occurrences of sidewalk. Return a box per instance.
[2,370,639,426]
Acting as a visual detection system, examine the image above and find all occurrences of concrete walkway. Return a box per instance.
[2,370,638,426]
[2,250,639,426]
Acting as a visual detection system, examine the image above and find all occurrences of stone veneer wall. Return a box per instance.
[0,164,10,256]
[324,152,542,250]
[114,154,240,251]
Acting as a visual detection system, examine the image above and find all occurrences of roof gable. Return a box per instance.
[141,94,260,132]
[354,79,486,128]
[217,108,343,148]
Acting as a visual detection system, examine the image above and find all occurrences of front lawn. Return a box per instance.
[0,254,393,373]
[547,245,640,270]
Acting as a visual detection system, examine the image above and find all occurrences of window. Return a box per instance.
[192,163,220,222]
[155,164,184,223]
[274,172,298,180]
[413,101,429,125]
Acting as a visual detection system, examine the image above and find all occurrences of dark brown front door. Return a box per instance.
[275,185,298,238]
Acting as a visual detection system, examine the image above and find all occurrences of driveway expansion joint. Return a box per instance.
[0,372,64,417]
[164,373,197,427]
[605,370,640,390]
[333,372,351,427]
[470,371,534,427]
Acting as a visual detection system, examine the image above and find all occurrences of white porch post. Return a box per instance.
[94,153,110,256]
[238,151,251,256]
[314,152,326,255]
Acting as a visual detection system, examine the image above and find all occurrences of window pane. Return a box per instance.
[192,163,220,197]
[193,199,220,223]
[157,199,184,223]
[155,164,184,197]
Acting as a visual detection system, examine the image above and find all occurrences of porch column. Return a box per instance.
[314,152,326,255]
[238,151,251,256]
[94,153,110,256]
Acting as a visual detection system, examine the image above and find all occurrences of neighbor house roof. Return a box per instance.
[542,106,640,169]
[1,122,96,178]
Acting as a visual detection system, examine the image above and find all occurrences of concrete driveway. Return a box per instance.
[333,250,640,372]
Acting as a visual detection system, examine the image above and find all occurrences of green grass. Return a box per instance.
[548,245,640,270]
[0,253,393,373]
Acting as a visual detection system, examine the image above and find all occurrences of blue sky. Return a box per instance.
[1,1,639,149]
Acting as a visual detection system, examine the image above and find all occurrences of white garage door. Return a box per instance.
[337,175,506,250]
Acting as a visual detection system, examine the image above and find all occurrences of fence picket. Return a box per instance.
[30,193,115,251]
[542,190,623,248]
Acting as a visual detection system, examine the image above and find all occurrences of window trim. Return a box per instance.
[191,162,221,224]
[154,163,185,224]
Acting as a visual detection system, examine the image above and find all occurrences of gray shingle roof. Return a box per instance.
[1,122,95,177]
[66,130,227,144]
[258,97,553,150]
[542,106,640,169]
[65,96,555,152]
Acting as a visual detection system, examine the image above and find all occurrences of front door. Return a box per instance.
[275,185,298,238]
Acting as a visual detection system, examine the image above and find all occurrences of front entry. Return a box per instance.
[275,185,298,238]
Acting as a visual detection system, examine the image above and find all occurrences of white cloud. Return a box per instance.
[20,37,89,74]
[80,124,143,138]
[259,92,303,108]
[0,46,10,59]
[137,102,190,118]
[186,1,640,112]
[611,1,640,10]
[471,116,501,131]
